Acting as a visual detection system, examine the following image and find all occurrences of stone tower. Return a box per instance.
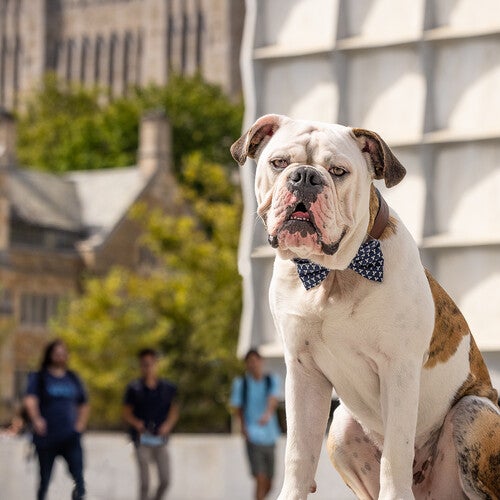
[0,0,245,110]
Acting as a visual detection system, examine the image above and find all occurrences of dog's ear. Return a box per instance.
[231,114,285,166]
[352,128,406,188]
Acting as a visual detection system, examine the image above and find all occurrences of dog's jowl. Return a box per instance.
[232,114,500,500]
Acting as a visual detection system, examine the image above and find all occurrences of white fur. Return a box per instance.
[249,117,475,500]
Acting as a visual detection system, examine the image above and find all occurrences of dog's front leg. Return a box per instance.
[277,354,333,500]
[378,359,421,500]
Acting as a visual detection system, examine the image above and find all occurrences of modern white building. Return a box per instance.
[237,0,500,393]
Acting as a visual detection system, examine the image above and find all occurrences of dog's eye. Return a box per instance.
[271,158,289,169]
[330,166,347,177]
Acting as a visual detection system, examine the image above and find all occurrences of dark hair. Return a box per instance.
[39,338,66,371]
[244,348,261,361]
[138,348,159,360]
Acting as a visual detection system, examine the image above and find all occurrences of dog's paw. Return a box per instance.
[378,488,415,500]
[276,487,312,500]
[309,480,317,493]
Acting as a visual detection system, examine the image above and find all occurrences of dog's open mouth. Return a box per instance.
[289,202,311,222]
[286,202,316,231]
[267,202,318,249]
[267,200,344,256]
[270,201,321,243]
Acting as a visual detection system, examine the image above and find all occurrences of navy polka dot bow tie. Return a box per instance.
[293,239,384,290]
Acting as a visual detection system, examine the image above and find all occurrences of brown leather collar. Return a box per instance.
[368,189,389,240]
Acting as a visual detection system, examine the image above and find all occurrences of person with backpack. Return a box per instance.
[23,339,89,500]
[231,348,281,500]
[123,348,180,500]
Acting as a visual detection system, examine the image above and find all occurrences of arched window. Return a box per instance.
[46,39,58,71]
[135,29,142,86]
[123,32,133,94]
[109,33,118,91]
[167,14,174,70]
[94,36,104,84]
[13,35,20,105]
[66,39,75,82]
[80,37,90,84]
[0,36,7,105]
[55,41,65,80]
[181,12,188,74]
[12,0,21,105]
[196,9,204,70]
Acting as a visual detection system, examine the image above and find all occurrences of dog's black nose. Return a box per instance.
[288,166,325,192]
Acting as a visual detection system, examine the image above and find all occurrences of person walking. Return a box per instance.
[231,348,281,500]
[123,348,180,500]
[23,339,89,500]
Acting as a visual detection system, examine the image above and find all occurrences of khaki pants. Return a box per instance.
[134,443,170,500]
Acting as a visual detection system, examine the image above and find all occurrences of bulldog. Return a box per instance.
[231,114,500,500]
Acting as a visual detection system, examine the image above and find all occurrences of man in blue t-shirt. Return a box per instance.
[231,348,281,500]
[24,339,89,500]
[123,348,179,500]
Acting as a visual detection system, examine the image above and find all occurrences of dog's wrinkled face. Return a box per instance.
[231,114,405,269]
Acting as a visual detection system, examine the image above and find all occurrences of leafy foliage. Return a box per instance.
[17,73,243,173]
[136,74,244,168]
[53,269,170,426]
[53,155,243,432]
[26,72,245,431]
[16,74,140,172]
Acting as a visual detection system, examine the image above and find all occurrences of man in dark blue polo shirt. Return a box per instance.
[123,348,179,500]
[24,339,89,500]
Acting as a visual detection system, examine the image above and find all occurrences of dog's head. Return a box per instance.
[231,114,406,268]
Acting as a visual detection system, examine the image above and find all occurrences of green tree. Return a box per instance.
[17,73,243,174]
[24,73,245,430]
[136,74,243,168]
[52,268,171,426]
[16,74,140,172]
[54,154,243,431]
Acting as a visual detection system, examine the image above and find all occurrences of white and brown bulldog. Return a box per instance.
[231,114,500,500]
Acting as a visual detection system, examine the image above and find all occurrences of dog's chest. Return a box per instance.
[270,260,439,432]
[272,272,387,384]
[272,267,394,350]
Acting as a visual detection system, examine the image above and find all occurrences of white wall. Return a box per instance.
[238,0,500,384]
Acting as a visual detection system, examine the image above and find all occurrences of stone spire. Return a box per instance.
[137,109,171,178]
[0,108,16,169]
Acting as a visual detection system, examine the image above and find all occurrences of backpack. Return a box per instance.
[241,374,272,410]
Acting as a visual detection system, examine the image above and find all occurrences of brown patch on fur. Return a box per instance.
[465,410,500,498]
[453,397,500,498]
[424,271,498,405]
[381,217,398,240]
[367,185,378,234]
[367,185,397,240]
[454,336,499,405]
[424,270,470,369]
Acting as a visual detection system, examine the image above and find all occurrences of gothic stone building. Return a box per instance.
[0,109,177,420]
[0,0,245,109]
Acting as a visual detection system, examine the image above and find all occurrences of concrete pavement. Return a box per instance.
[0,432,355,500]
